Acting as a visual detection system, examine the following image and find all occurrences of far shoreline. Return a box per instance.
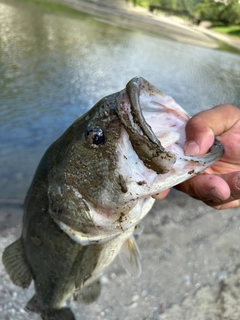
[46,0,240,52]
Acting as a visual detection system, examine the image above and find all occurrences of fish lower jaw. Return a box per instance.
[53,218,121,245]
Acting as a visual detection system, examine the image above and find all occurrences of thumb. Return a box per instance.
[184,104,238,156]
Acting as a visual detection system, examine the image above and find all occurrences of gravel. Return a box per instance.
[1,192,240,320]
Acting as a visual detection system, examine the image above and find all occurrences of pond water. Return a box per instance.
[0,0,240,227]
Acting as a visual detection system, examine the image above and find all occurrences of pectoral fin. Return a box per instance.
[75,245,102,290]
[119,236,141,278]
[2,238,32,288]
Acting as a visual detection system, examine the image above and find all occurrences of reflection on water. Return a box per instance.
[0,0,240,226]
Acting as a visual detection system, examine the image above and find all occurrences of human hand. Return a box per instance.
[154,104,240,209]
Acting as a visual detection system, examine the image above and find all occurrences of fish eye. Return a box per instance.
[86,126,105,145]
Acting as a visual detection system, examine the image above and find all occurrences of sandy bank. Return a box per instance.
[50,0,221,49]
[47,0,240,52]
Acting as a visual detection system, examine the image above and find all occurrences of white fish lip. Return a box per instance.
[126,77,163,147]
[117,76,224,181]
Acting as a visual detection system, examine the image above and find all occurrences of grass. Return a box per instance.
[21,0,83,16]
[212,25,240,38]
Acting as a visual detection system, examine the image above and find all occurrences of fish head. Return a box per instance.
[48,91,124,211]
[48,77,224,244]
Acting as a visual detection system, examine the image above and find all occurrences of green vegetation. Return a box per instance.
[195,0,240,25]
[130,0,240,26]
[22,0,82,15]
[131,0,201,12]
[130,0,152,8]
[212,25,240,38]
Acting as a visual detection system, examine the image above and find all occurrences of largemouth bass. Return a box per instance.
[2,77,224,320]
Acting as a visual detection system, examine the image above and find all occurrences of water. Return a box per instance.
[0,0,240,227]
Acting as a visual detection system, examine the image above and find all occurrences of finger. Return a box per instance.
[213,199,240,210]
[175,173,231,202]
[220,172,240,199]
[152,189,170,200]
[184,104,240,156]
[176,171,240,209]
[209,172,240,209]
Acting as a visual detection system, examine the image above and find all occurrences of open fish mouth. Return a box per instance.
[117,77,224,195]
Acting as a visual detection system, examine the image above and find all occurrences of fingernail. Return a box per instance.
[184,141,200,156]
[209,187,225,203]
[235,177,240,190]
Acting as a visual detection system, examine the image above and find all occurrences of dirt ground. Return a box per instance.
[1,191,240,320]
